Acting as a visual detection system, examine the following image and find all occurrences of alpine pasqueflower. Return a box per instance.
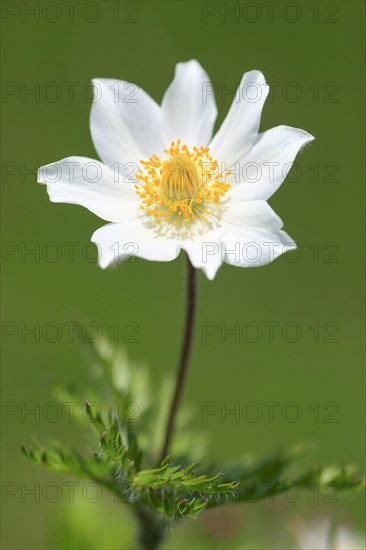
[38,60,314,279]
[291,519,366,550]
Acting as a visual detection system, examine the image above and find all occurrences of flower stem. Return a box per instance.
[136,506,165,550]
[159,254,197,462]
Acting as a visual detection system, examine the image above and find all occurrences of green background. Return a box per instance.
[1,0,365,548]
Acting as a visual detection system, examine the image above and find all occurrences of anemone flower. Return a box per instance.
[38,60,314,279]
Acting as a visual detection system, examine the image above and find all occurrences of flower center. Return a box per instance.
[135,140,231,225]
[160,155,200,202]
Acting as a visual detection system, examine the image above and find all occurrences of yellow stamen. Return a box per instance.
[135,140,230,225]
[160,155,200,202]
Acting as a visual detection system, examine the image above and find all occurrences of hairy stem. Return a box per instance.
[136,506,165,550]
[159,254,198,462]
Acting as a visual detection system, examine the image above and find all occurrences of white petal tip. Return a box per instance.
[205,271,218,281]
[37,166,47,184]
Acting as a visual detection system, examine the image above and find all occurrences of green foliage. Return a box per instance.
[21,402,238,520]
[22,337,364,528]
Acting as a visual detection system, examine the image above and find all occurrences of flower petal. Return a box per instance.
[209,70,269,167]
[219,200,296,267]
[220,199,283,231]
[38,156,139,223]
[91,221,181,269]
[161,60,217,148]
[181,229,224,280]
[90,78,165,167]
[227,125,314,201]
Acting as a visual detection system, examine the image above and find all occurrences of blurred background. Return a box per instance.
[1,0,365,548]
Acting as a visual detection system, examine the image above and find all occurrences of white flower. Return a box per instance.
[38,60,314,279]
[293,520,365,550]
